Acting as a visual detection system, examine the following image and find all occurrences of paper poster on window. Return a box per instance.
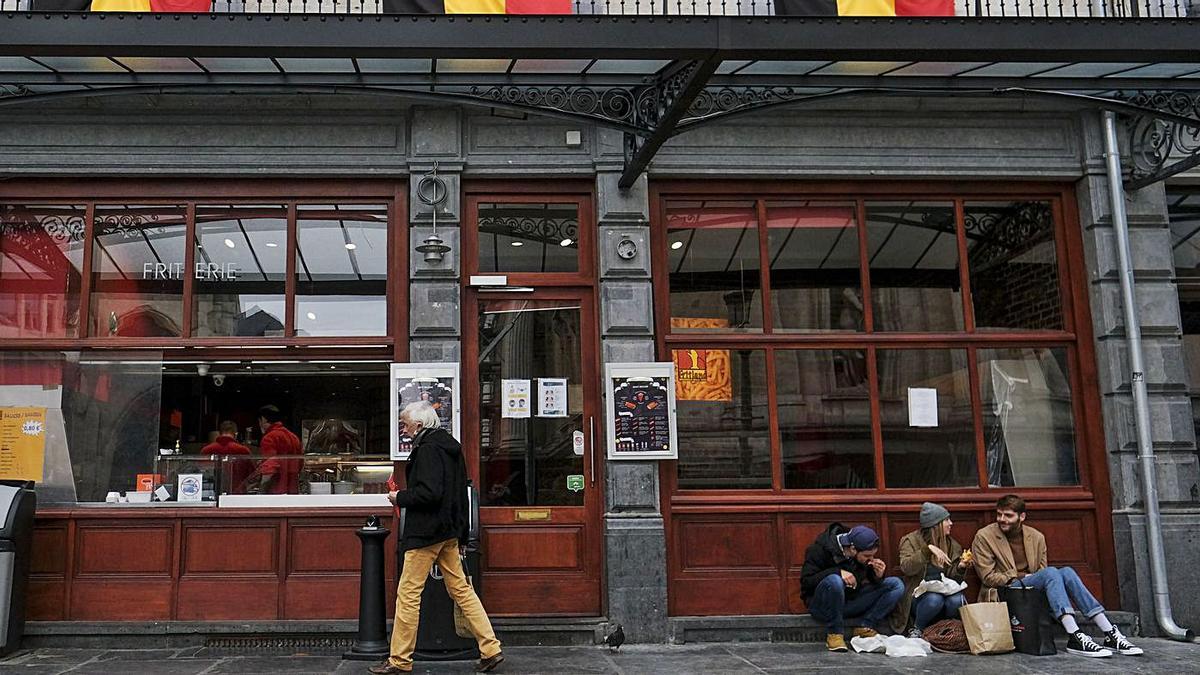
[537,378,568,418]
[0,407,46,482]
[907,387,939,427]
[670,318,732,402]
[503,379,531,419]
[390,364,460,461]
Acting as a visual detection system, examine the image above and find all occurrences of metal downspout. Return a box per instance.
[1101,110,1194,641]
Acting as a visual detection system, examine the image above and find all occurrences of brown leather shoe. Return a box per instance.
[476,652,505,672]
[367,662,410,674]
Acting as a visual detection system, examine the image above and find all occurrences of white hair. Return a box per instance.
[401,401,441,430]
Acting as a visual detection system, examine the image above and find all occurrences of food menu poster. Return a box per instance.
[611,376,672,457]
[395,376,455,459]
[0,407,47,482]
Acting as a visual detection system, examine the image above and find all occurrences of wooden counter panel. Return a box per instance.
[71,579,173,620]
[182,525,278,575]
[76,524,173,576]
[177,579,279,620]
[288,524,363,574]
[284,576,360,619]
[31,525,67,576]
[483,526,582,572]
[26,579,65,621]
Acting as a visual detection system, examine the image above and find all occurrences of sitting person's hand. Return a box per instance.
[868,557,887,577]
[840,569,858,589]
[928,544,951,568]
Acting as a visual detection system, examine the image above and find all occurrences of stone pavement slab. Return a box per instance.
[2,638,1198,674]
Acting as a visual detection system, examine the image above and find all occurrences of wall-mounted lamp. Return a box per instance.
[414,162,452,264]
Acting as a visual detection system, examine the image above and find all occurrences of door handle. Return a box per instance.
[588,415,596,487]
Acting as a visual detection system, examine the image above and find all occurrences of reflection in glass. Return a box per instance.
[867,202,963,332]
[767,201,862,332]
[966,201,1063,331]
[666,201,762,333]
[776,350,874,489]
[0,204,86,338]
[478,300,584,507]
[1169,190,1200,446]
[675,349,771,489]
[979,347,1078,486]
[193,205,287,337]
[878,349,976,487]
[295,204,389,336]
[476,203,580,274]
[89,204,187,337]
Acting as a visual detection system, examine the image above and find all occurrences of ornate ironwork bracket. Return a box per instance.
[1117,91,1200,190]
[466,84,656,136]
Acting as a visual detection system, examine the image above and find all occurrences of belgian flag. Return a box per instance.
[382,0,571,12]
[774,0,954,14]
[30,0,210,9]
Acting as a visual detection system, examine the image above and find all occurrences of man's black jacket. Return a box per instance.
[394,427,468,552]
[799,522,882,601]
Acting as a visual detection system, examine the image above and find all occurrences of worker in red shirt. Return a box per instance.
[201,420,254,494]
[252,405,302,495]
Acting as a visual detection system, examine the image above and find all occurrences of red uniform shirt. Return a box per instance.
[201,435,254,494]
[259,422,302,495]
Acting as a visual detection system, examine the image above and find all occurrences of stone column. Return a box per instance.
[595,167,669,643]
[408,107,463,365]
[1076,113,1200,633]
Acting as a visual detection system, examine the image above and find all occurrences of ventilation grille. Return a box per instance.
[202,636,355,654]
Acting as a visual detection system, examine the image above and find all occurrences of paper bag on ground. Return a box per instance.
[960,602,1015,655]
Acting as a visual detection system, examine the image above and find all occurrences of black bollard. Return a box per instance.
[344,515,392,661]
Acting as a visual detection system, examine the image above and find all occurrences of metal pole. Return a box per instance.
[344,517,393,659]
[1101,110,1194,642]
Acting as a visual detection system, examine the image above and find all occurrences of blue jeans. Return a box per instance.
[808,574,905,634]
[1010,566,1103,619]
[912,591,967,630]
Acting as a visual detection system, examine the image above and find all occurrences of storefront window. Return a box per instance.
[193,204,288,337]
[89,204,187,337]
[966,201,1063,331]
[978,347,1078,486]
[295,204,389,336]
[878,348,976,487]
[776,349,874,489]
[666,201,762,333]
[674,349,771,489]
[1169,190,1200,443]
[866,201,963,332]
[476,202,580,274]
[0,203,86,339]
[766,202,862,333]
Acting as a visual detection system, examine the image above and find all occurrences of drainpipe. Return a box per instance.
[1101,110,1194,641]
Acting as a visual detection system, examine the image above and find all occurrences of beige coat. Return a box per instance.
[889,529,967,633]
[971,523,1048,603]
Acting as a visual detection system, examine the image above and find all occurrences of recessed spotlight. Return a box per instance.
[559,238,573,247]
[223,238,236,249]
[511,241,524,247]
[265,242,278,248]
[306,312,317,321]
[345,243,357,250]
[671,241,684,250]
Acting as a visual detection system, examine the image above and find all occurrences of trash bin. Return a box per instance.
[0,480,36,658]
[398,481,482,661]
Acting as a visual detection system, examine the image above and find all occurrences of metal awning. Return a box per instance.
[1,13,1198,188]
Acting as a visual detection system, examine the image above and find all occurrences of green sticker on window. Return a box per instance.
[566,474,584,493]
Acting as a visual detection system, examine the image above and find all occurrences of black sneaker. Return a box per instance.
[1067,631,1113,658]
[1103,628,1144,656]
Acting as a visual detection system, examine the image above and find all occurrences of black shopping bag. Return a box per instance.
[999,581,1057,656]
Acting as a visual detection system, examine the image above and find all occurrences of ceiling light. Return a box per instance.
[306,312,317,321]
[671,241,684,250]
[223,238,235,249]
[265,242,278,248]
[511,241,524,247]
[345,243,357,250]
[559,238,573,247]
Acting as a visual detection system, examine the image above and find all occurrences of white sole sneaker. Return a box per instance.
[1067,646,1114,658]
[1114,646,1144,656]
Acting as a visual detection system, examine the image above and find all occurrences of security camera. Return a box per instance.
[196,363,210,377]
[212,374,225,387]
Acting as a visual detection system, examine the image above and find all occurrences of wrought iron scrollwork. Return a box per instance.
[1118,91,1200,190]
[478,213,579,246]
[467,85,656,134]
[684,86,807,125]
[964,201,1055,269]
[0,84,30,99]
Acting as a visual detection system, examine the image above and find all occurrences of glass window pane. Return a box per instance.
[776,349,875,489]
[90,204,187,337]
[295,204,389,337]
[979,347,1078,486]
[0,204,86,338]
[666,201,762,333]
[966,201,1063,331]
[193,205,287,338]
[1169,190,1200,446]
[878,349,977,487]
[767,201,862,333]
[866,202,963,332]
[674,349,770,489]
[476,203,580,274]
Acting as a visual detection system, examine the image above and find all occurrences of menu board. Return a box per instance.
[605,363,678,460]
[0,407,46,482]
[391,364,460,461]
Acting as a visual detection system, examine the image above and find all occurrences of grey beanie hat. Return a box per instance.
[920,502,951,529]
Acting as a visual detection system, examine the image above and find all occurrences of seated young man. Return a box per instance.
[800,524,904,652]
[972,494,1142,658]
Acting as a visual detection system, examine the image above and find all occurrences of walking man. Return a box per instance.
[972,494,1143,658]
[370,401,504,674]
[801,524,905,652]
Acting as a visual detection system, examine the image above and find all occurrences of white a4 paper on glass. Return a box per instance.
[907,387,939,427]
[537,378,568,418]
[502,380,531,419]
